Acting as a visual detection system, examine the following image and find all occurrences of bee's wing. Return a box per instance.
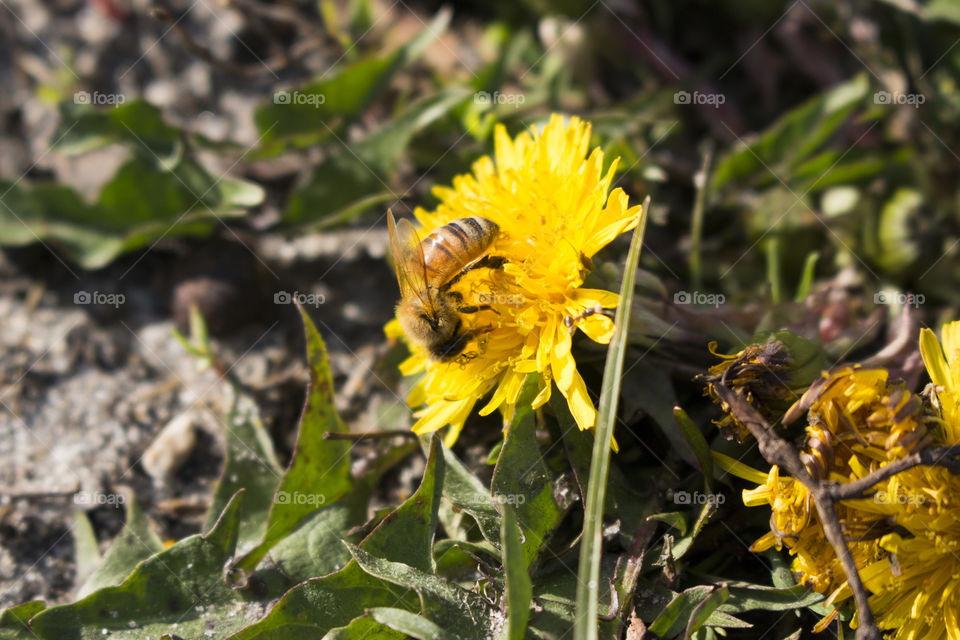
[387,211,436,313]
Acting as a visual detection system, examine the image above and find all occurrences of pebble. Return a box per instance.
[141,411,198,486]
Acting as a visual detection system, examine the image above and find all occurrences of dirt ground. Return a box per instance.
[0,230,418,607]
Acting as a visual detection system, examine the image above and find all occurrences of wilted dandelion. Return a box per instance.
[716,323,960,639]
[385,114,644,446]
[699,339,797,441]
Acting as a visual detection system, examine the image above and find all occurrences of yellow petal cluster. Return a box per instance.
[385,114,643,446]
[717,334,960,640]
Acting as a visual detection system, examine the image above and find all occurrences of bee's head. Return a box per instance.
[397,295,459,353]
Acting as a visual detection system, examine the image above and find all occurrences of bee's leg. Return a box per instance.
[473,255,507,271]
[443,290,498,314]
[564,303,605,335]
[440,255,507,292]
[457,304,495,314]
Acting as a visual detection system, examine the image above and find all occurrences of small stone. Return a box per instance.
[140,412,198,486]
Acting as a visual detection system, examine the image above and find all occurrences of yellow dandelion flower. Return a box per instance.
[920,320,960,441]
[384,114,643,446]
[714,364,957,638]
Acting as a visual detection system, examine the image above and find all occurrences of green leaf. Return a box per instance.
[30,492,273,639]
[721,582,824,613]
[649,585,746,638]
[648,511,688,536]
[281,152,391,226]
[684,585,729,639]
[347,544,494,639]
[321,616,405,640]
[794,251,820,302]
[669,406,718,558]
[228,562,419,640]
[77,491,163,598]
[368,608,446,640]
[237,306,352,570]
[434,539,500,579]
[712,74,869,191]
[500,504,532,640]
[530,562,620,638]
[923,0,960,24]
[282,89,469,227]
[438,446,501,546]
[574,198,648,640]
[352,89,471,177]
[231,437,445,638]
[359,435,444,573]
[673,407,713,486]
[492,375,567,569]
[254,8,451,146]
[97,156,259,227]
[265,488,370,582]
[556,402,659,546]
[72,510,101,588]
[0,154,262,269]
[622,360,698,468]
[876,187,923,271]
[204,387,283,551]
[0,601,46,638]
[53,99,180,161]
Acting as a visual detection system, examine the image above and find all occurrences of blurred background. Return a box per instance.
[1,0,959,615]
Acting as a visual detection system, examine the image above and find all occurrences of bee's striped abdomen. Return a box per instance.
[420,217,499,284]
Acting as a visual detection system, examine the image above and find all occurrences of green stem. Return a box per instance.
[690,149,711,292]
[574,197,649,640]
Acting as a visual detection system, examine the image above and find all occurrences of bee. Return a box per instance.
[387,210,505,361]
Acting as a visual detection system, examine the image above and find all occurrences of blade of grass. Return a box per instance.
[501,503,532,640]
[574,197,649,640]
[794,251,820,302]
[690,148,711,291]
[765,237,782,304]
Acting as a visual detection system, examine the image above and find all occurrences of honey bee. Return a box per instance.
[387,210,505,361]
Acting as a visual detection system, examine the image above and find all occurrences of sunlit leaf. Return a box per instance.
[236,306,352,570]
